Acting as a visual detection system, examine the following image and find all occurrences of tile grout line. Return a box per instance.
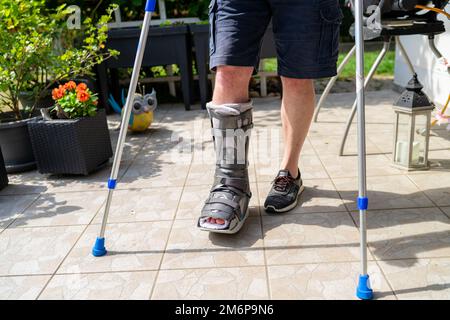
[404,174,450,219]
[33,108,172,300]
[251,151,272,300]
[8,254,450,278]
[308,133,400,299]
[34,199,107,300]
[0,193,42,236]
[306,136,358,227]
[147,115,198,300]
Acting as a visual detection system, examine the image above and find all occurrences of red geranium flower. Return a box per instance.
[52,87,65,100]
[64,81,77,91]
[77,90,90,103]
[76,83,88,92]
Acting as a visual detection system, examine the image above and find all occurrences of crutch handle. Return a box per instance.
[146,0,157,12]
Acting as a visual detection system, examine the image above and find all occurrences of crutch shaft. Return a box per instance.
[354,0,373,300]
[339,39,391,156]
[92,0,157,257]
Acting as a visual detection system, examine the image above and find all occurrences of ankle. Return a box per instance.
[282,167,299,179]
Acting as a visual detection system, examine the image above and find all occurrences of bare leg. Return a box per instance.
[212,66,253,104]
[280,77,315,177]
[206,66,253,226]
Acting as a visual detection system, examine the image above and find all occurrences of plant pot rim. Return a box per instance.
[37,108,106,123]
[108,24,189,38]
[0,115,41,129]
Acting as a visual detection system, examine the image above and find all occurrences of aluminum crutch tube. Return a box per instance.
[354,0,373,300]
[92,0,157,257]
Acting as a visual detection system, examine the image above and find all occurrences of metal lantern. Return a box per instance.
[392,75,434,170]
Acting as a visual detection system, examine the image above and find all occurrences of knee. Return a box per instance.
[281,77,314,92]
[215,66,253,87]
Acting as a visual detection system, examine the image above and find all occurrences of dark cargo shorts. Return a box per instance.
[209,0,344,79]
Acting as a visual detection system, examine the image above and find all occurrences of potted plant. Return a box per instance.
[0,1,118,173]
[28,81,112,175]
[0,146,8,190]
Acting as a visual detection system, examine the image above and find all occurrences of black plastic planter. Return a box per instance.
[0,146,8,190]
[0,114,39,173]
[27,109,113,176]
[98,24,194,111]
[190,24,210,109]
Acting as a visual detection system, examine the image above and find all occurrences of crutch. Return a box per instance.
[354,0,373,300]
[92,0,157,257]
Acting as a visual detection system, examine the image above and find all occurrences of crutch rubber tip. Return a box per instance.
[356,274,373,300]
[92,237,107,257]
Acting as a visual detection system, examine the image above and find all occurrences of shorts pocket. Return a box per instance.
[209,0,218,55]
[318,1,343,64]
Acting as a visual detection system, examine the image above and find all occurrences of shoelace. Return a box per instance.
[273,176,294,192]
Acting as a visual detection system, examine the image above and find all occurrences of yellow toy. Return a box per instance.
[109,87,157,132]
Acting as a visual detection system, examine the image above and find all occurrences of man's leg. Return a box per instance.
[199,0,270,232]
[280,78,315,177]
[203,65,253,227]
[212,66,253,105]
[264,0,342,213]
[263,78,314,213]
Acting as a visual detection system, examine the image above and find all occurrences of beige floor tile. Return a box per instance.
[39,271,157,300]
[152,266,268,300]
[161,218,264,269]
[11,191,105,228]
[0,226,84,276]
[1,171,51,196]
[93,187,182,224]
[0,195,39,230]
[45,164,132,194]
[309,134,382,156]
[318,154,403,178]
[378,258,450,299]
[367,132,393,154]
[3,164,130,196]
[427,149,450,169]
[334,175,434,211]
[258,179,347,214]
[351,207,450,261]
[176,184,259,220]
[58,222,171,273]
[0,275,51,300]
[441,206,450,217]
[407,172,450,206]
[262,212,362,265]
[268,262,394,300]
[120,162,190,188]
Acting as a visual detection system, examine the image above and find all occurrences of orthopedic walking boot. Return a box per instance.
[198,101,253,234]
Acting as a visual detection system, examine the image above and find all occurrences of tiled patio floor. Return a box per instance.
[1,90,450,300]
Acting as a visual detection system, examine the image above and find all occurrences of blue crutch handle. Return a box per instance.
[145,0,157,12]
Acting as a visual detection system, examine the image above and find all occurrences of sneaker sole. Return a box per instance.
[197,207,250,235]
[264,185,305,213]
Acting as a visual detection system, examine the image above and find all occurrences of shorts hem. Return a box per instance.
[278,64,337,79]
[210,56,259,72]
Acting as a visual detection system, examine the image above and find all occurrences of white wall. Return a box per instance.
[394,5,450,107]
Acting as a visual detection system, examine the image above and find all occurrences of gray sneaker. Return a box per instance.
[264,169,304,213]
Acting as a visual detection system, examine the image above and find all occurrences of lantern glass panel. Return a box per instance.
[412,113,428,166]
[394,112,411,166]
